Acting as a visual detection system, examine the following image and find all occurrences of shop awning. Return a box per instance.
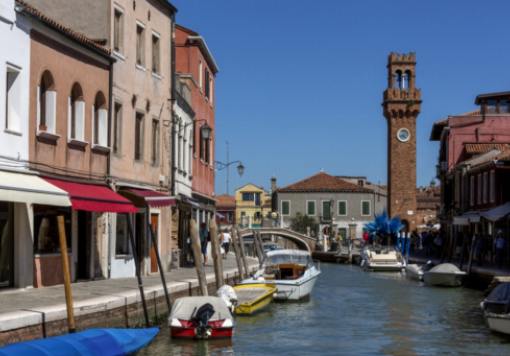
[453,211,481,225]
[480,202,510,222]
[0,170,71,206]
[121,188,175,208]
[44,178,138,213]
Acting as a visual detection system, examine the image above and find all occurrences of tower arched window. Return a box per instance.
[401,72,409,90]
[405,70,412,89]
[393,70,402,89]
[69,83,85,141]
[38,71,56,133]
[93,91,108,147]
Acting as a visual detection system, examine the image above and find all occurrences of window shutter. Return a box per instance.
[36,85,41,130]
[45,90,57,133]
[98,108,108,146]
[76,100,85,141]
[68,96,72,138]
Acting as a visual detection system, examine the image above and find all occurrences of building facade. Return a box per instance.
[175,24,218,232]
[21,0,178,279]
[430,91,510,264]
[274,172,386,240]
[216,194,235,230]
[383,52,421,232]
[235,184,271,228]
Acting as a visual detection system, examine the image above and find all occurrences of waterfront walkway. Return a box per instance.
[0,254,257,339]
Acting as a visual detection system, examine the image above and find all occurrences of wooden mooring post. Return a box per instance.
[236,227,250,277]
[190,218,208,296]
[252,229,264,266]
[57,215,76,333]
[126,214,150,327]
[231,228,246,279]
[210,219,224,289]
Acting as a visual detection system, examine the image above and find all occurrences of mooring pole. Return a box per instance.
[252,230,264,266]
[236,227,250,277]
[57,215,76,333]
[190,218,208,296]
[231,228,245,279]
[126,214,150,327]
[147,214,171,312]
[209,219,224,289]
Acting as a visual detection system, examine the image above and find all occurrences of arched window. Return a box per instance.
[401,72,409,90]
[93,92,108,147]
[69,83,84,141]
[405,70,412,89]
[38,71,56,133]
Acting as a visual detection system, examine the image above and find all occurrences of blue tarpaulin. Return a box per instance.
[0,328,159,356]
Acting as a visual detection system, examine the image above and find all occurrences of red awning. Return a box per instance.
[44,178,138,213]
[123,188,176,208]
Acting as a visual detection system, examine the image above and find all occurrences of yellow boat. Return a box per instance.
[233,283,277,315]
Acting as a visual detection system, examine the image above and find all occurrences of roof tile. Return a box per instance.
[277,172,372,193]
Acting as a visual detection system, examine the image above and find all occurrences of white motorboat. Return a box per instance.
[240,249,321,301]
[481,282,510,335]
[360,245,405,272]
[405,261,434,281]
[422,263,466,287]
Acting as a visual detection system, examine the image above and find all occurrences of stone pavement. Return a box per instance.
[0,254,258,334]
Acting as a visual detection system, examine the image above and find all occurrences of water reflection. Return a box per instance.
[141,264,510,355]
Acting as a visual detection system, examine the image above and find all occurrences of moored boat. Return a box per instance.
[360,245,405,272]
[481,282,510,335]
[422,263,466,287]
[0,327,159,355]
[405,261,434,281]
[240,249,321,301]
[168,296,234,339]
[233,283,277,315]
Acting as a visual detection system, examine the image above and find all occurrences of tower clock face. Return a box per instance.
[397,128,411,142]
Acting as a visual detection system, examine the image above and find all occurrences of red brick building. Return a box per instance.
[175,25,218,226]
[215,194,235,229]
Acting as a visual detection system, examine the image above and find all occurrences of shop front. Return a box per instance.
[0,170,71,289]
[33,178,137,287]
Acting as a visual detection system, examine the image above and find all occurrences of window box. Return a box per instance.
[36,131,60,145]
[67,139,88,151]
[92,144,110,154]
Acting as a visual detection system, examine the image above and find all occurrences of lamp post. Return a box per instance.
[215,142,244,195]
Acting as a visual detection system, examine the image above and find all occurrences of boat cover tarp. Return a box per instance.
[170,297,231,321]
[264,249,312,266]
[0,327,159,356]
[428,263,463,274]
[485,283,510,313]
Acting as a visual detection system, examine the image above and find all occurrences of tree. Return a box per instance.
[290,213,318,235]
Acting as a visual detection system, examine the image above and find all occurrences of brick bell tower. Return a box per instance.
[383,52,421,232]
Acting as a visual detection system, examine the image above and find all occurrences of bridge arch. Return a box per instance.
[238,228,316,252]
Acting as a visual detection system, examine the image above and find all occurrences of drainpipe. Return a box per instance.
[170,15,177,197]
[107,56,114,279]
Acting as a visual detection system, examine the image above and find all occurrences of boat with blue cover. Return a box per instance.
[0,327,159,356]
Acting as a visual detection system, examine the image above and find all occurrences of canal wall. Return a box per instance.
[0,264,257,347]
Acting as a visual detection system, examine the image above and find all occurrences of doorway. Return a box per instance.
[77,211,92,280]
[150,214,159,273]
[0,202,13,288]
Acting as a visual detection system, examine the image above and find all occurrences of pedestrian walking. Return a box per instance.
[221,229,232,259]
[494,230,506,269]
[199,223,209,265]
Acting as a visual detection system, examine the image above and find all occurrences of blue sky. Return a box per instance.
[171,0,510,194]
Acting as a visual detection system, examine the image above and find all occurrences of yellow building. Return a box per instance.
[235,184,272,228]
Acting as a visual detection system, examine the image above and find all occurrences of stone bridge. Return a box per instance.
[238,228,317,252]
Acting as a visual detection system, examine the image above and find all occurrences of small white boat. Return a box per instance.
[168,296,234,339]
[405,261,434,281]
[422,263,466,287]
[481,282,510,335]
[240,249,320,301]
[360,246,405,272]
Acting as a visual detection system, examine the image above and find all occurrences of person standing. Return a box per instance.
[221,229,232,259]
[495,230,506,269]
[199,223,209,265]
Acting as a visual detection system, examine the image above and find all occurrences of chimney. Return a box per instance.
[271,177,277,193]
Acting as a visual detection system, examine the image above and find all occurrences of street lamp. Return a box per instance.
[215,159,245,195]
[200,122,212,140]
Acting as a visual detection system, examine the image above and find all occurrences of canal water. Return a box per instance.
[139,263,510,355]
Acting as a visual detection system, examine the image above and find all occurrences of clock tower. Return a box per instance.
[383,52,421,231]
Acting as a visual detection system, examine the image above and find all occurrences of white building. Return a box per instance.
[0,1,71,289]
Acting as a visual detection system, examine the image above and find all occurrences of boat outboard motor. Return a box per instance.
[191,303,215,338]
